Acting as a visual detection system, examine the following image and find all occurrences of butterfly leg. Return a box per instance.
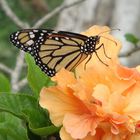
[94,51,108,66]
[84,54,92,70]
[96,43,111,59]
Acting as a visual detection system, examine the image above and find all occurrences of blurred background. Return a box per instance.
[0,0,140,92]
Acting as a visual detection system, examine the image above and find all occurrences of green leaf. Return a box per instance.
[0,73,11,92]
[125,33,139,45]
[0,112,28,140]
[0,93,59,136]
[25,54,55,98]
[31,125,60,136]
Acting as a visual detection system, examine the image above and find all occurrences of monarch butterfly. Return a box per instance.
[10,29,111,77]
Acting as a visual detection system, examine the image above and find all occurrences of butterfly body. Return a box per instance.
[10,29,102,77]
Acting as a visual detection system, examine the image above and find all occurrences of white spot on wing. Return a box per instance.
[15,32,19,36]
[29,32,33,35]
[52,30,57,33]
[30,34,35,38]
[33,30,38,32]
[26,40,34,46]
[55,37,59,40]
[42,30,47,33]
[28,47,32,51]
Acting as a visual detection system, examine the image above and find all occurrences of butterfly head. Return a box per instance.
[90,35,100,45]
[81,35,101,54]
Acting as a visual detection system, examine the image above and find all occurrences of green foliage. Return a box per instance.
[125,33,140,45]
[25,54,55,98]
[0,112,29,140]
[0,92,59,138]
[0,73,11,92]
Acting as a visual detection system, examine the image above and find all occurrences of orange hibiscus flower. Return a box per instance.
[39,26,140,140]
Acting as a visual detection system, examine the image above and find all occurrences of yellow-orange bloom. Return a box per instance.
[39,26,140,140]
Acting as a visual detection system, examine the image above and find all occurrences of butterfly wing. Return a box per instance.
[10,29,88,77]
[10,29,54,55]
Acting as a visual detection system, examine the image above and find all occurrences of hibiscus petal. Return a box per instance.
[60,127,74,140]
[39,87,89,126]
[124,84,140,120]
[63,113,98,139]
[92,84,110,104]
[116,64,137,80]
[52,68,76,93]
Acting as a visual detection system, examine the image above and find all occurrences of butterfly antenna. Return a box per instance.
[98,28,121,36]
[97,28,120,46]
[100,36,118,46]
